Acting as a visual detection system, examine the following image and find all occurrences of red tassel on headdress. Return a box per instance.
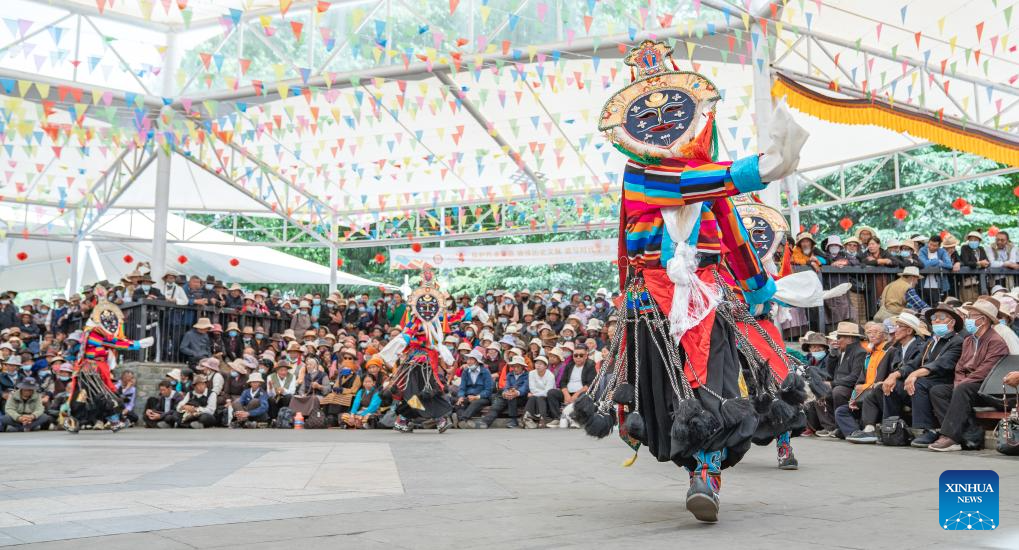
[669,55,680,71]
[630,65,636,82]
[679,111,715,162]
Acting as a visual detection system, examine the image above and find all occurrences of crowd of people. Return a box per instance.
[2,247,1018,453]
[0,268,620,432]
[785,226,1019,334]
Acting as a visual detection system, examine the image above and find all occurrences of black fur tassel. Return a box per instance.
[670,415,692,456]
[720,398,754,429]
[571,394,596,426]
[612,383,635,405]
[624,411,646,443]
[780,373,807,406]
[584,410,614,439]
[753,394,774,415]
[688,408,722,448]
[768,398,798,427]
[674,397,704,423]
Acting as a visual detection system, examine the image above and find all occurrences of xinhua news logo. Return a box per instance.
[939,470,999,531]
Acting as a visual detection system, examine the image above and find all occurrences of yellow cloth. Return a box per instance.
[862,341,887,388]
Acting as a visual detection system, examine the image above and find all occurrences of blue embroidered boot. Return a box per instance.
[776,431,798,470]
[686,449,724,523]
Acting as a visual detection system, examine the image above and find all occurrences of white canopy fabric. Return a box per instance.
[0,210,392,291]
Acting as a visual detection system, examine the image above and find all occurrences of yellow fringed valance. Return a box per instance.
[771,74,1019,167]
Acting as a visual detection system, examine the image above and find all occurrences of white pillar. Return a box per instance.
[153,32,177,280]
[67,237,82,295]
[751,19,780,208]
[152,136,171,280]
[328,213,338,293]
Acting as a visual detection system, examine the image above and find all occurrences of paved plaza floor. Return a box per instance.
[0,428,1016,549]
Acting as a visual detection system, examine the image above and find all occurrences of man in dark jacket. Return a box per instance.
[881,304,964,446]
[959,231,990,269]
[478,356,529,429]
[130,274,164,302]
[928,299,1010,451]
[815,322,866,436]
[143,380,183,428]
[179,317,213,366]
[547,347,597,424]
[0,293,19,330]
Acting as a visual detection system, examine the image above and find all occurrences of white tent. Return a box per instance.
[0,210,392,291]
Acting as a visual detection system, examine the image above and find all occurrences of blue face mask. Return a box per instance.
[205,284,213,290]
[230,371,240,378]
[255,334,264,340]
[1001,319,1008,326]
[964,319,979,334]
[313,299,321,305]
[931,323,950,337]
[967,241,980,249]
[141,285,151,292]
[20,365,31,372]
[228,330,238,337]
[810,351,827,361]
[58,375,71,382]
[900,250,911,257]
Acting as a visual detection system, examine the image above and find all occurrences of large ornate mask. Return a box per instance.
[89,300,124,337]
[408,268,447,324]
[599,40,720,161]
[735,197,789,261]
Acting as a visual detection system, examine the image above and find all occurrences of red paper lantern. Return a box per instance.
[960,204,973,216]
[374,253,386,264]
[838,217,853,231]
[411,242,422,253]
[1014,186,1019,199]
[15,251,27,261]
[951,197,969,210]
[177,255,188,264]
[988,226,1000,237]
[336,258,344,268]
[809,224,819,234]
[893,208,908,221]
[229,258,240,267]
[123,254,134,264]
[65,256,71,264]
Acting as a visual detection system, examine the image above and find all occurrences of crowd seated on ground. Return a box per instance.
[0,273,622,432]
[1,239,1017,456]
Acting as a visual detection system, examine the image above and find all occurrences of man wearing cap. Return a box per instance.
[878,303,964,447]
[928,299,1010,451]
[267,362,296,419]
[960,231,990,269]
[477,356,529,429]
[153,272,185,307]
[814,322,866,437]
[2,378,49,432]
[179,317,213,366]
[875,266,927,322]
[232,373,269,428]
[177,375,218,429]
[455,348,493,426]
[143,380,183,428]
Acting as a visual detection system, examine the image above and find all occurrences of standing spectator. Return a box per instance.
[0,293,19,330]
[131,274,164,302]
[143,380,182,428]
[179,317,213,366]
[917,234,953,305]
[177,374,217,429]
[291,301,312,336]
[455,348,493,425]
[225,284,244,309]
[875,267,926,322]
[2,378,49,432]
[478,356,529,429]
[150,271,186,305]
[960,231,990,268]
[855,226,877,247]
[792,232,826,272]
[986,231,1019,269]
[524,356,557,428]
[929,299,1010,451]
[892,240,923,268]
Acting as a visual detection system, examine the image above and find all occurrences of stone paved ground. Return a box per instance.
[0,428,1016,549]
